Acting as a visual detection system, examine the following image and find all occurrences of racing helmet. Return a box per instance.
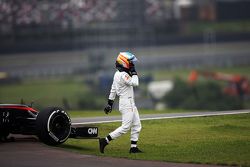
[116,52,137,69]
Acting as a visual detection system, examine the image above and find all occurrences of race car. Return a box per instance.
[0,104,98,145]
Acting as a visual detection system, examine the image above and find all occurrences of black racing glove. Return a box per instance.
[104,99,114,114]
[129,62,137,76]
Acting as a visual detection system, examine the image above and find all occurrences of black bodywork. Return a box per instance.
[0,104,98,145]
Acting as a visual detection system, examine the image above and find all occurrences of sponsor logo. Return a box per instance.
[88,128,98,134]
[125,74,130,80]
[2,111,10,123]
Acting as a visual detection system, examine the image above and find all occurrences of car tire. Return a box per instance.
[36,107,71,145]
[0,128,9,141]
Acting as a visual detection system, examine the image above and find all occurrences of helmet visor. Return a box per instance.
[131,56,138,62]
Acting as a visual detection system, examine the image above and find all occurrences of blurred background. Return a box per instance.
[0,0,250,111]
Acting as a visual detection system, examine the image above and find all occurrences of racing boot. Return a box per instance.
[99,138,108,153]
[129,147,143,153]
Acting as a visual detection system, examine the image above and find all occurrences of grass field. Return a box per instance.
[59,113,250,166]
[0,79,89,109]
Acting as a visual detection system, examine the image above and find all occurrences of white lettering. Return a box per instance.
[2,111,9,123]
[88,128,97,134]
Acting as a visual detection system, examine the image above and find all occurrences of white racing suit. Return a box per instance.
[108,70,141,142]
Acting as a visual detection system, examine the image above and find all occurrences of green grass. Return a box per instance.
[0,79,88,109]
[59,114,250,166]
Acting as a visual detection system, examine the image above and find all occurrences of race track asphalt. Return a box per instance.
[1,110,249,167]
[0,137,227,167]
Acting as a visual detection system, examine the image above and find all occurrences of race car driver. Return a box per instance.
[99,52,142,154]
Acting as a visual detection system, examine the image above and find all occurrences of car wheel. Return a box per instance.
[36,107,71,145]
[0,128,9,141]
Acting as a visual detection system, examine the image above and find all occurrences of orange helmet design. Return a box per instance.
[116,52,137,69]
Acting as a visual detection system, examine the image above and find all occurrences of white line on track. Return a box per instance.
[72,110,250,125]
